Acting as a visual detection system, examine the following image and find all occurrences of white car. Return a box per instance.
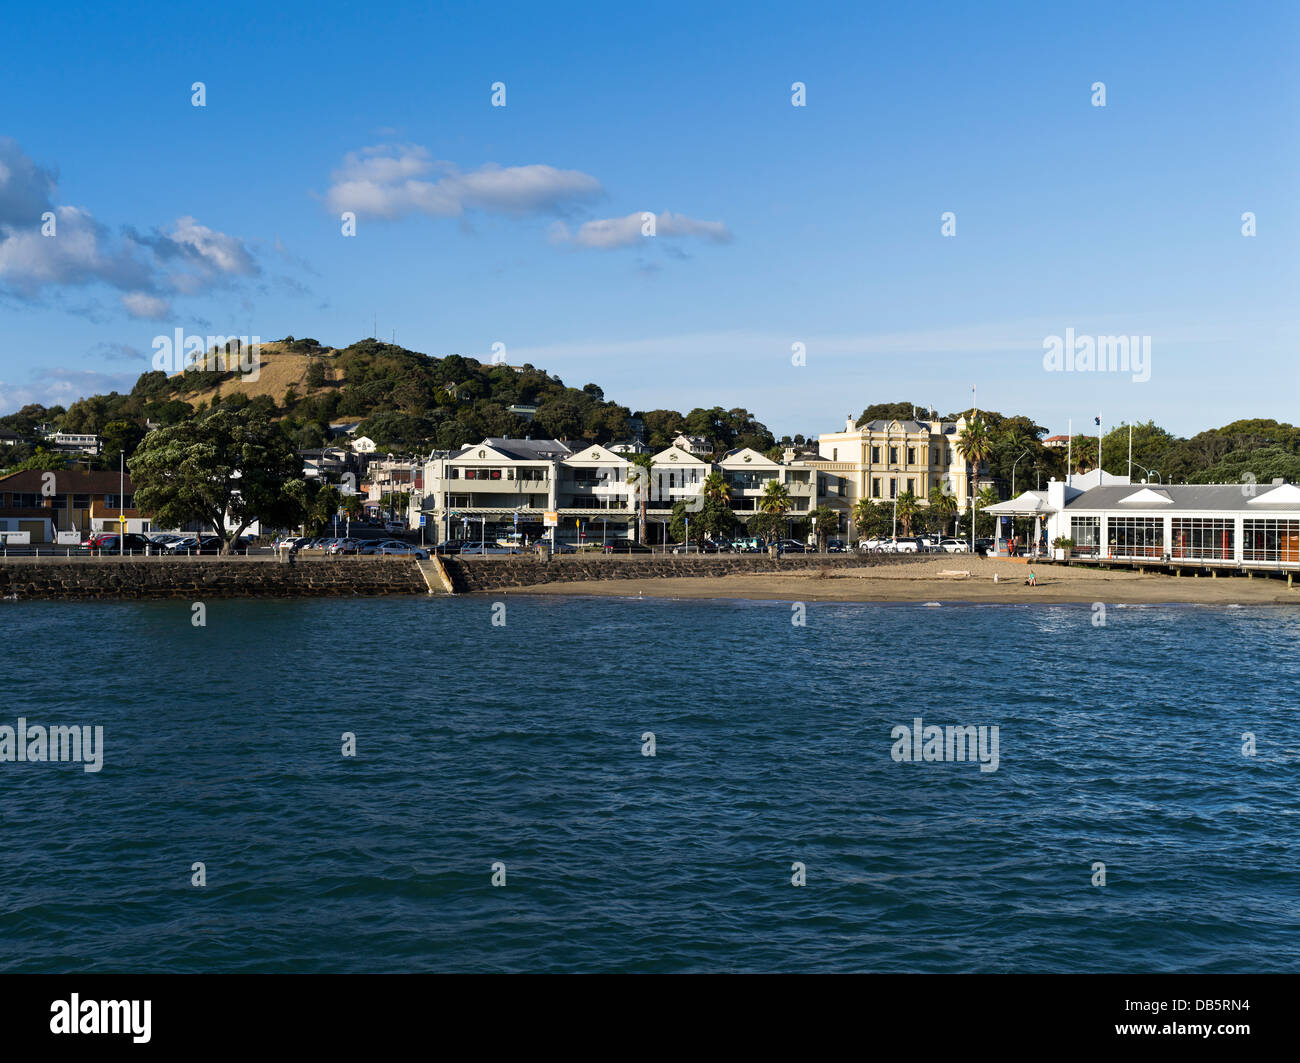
[858,537,891,552]
[938,538,970,553]
[891,537,921,553]
[383,520,406,533]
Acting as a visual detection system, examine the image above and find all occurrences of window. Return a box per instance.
[906,478,915,494]
[832,448,838,461]
[449,468,459,479]
[1109,516,1163,558]
[907,447,916,465]
[871,446,880,463]
[489,469,502,480]
[1243,519,1300,563]
[889,446,898,464]
[73,494,91,509]
[1171,518,1234,561]
[1070,516,1100,557]
[871,477,881,498]
[889,478,898,499]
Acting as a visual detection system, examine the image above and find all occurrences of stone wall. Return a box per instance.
[440,552,917,593]
[0,557,426,600]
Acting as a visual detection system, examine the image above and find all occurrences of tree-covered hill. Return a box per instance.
[0,337,778,468]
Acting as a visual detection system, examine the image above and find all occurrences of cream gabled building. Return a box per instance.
[814,415,976,531]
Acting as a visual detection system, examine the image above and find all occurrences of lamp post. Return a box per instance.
[119,450,125,556]
[1010,448,1030,498]
[1131,462,1161,484]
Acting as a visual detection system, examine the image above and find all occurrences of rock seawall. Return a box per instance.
[441,553,916,593]
[0,558,427,599]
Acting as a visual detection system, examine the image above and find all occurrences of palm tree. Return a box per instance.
[928,483,957,536]
[956,415,993,502]
[759,478,792,516]
[627,453,655,544]
[808,503,838,552]
[755,479,792,543]
[702,470,730,505]
[895,491,921,536]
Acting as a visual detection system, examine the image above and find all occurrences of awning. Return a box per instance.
[982,491,1056,515]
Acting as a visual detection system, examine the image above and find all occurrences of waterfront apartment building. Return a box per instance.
[418,437,816,544]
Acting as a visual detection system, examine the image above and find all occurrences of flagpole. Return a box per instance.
[1128,423,1133,481]
[1067,420,1072,487]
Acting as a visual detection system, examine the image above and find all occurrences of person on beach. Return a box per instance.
[1025,569,1037,586]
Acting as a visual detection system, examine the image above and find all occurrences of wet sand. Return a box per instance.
[508,557,1300,605]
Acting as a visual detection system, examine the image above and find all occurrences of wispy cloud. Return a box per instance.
[551,210,732,250]
[324,144,603,219]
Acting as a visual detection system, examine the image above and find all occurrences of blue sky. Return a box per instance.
[1,0,1296,438]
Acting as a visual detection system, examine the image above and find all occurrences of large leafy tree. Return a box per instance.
[128,407,307,553]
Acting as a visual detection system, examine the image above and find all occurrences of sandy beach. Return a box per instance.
[508,556,1300,605]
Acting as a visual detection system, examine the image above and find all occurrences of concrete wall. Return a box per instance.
[440,552,913,593]
[0,557,426,599]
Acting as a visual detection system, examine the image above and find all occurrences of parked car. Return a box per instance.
[603,539,652,554]
[826,538,847,553]
[670,542,704,554]
[431,539,468,555]
[938,538,970,553]
[859,537,890,552]
[773,539,808,554]
[358,539,407,555]
[459,543,520,555]
[891,537,921,553]
[974,537,994,557]
[731,536,765,553]
[373,543,429,558]
[149,532,185,547]
[383,520,407,533]
[327,538,361,555]
[86,532,156,554]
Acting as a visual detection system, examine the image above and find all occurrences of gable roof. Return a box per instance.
[1118,487,1174,505]
[718,446,779,469]
[1065,483,1300,513]
[564,443,628,464]
[650,445,709,464]
[1249,483,1300,506]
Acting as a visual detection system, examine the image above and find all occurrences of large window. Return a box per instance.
[871,446,880,463]
[871,477,881,498]
[1243,519,1300,563]
[1070,516,1100,557]
[1109,516,1163,558]
[1171,518,1234,560]
[906,447,916,465]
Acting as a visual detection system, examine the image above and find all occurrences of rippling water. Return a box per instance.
[2,595,1298,972]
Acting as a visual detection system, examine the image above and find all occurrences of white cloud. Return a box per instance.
[553,210,732,250]
[325,144,603,219]
[121,292,171,318]
[0,140,262,315]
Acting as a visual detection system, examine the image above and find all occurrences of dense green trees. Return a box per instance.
[128,407,307,552]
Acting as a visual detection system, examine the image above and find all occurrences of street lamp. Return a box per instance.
[1131,462,1161,484]
[1010,449,1030,498]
